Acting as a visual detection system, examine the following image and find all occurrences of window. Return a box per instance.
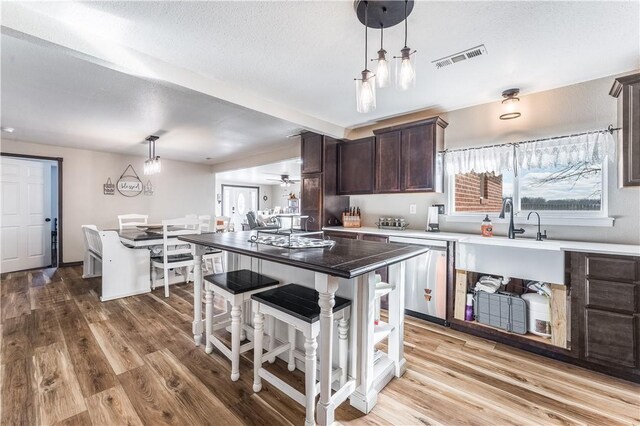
[450,160,606,217]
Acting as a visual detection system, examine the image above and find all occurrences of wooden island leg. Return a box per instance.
[192,245,205,346]
[388,261,406,377]
[315,273,339,426]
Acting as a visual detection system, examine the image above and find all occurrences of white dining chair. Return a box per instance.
[185,214,224,275]
[150,217,201,297]
[118,214,149,230]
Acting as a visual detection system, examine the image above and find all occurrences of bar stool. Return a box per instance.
[204,269,280,381]
[251,284,351,426]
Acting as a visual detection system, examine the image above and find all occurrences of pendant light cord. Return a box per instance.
[380,23,383,50]
[364,1,368,70]
[404,0,408,48]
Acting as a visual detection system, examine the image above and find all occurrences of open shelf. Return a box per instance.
[373,321,394,345]
[450,318,571,352]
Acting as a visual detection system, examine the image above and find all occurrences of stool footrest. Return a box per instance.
[262,342,292,361]
[331,379,356,408]
[259,368,307,407]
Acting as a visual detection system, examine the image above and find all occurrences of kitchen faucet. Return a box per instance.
[499,198,525,239]
[527,211,548,241]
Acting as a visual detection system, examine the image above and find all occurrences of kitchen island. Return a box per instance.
[178,231,429,426]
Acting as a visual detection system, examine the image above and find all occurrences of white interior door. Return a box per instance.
[222,185,258,230]
[1,157,51,272]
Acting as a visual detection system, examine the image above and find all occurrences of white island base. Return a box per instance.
[191,248,407,425]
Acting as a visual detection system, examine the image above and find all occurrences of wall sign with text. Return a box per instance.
[117,164,144,197]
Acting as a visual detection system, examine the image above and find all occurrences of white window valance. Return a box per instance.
[444,131,615,176]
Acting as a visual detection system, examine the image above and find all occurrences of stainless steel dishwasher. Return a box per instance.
[388,236,448,325]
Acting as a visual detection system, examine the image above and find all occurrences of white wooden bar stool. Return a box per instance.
[204,269,280,381]
[251,284,351,426]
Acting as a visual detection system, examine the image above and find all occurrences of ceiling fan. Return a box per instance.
[267,174,299,187]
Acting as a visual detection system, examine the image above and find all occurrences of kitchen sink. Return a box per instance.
[455,237,565,284]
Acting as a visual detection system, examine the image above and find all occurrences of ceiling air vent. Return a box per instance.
[432,44,487,69]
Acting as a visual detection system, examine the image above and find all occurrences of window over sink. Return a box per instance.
[445,130,614,224]
[451,161,606,217]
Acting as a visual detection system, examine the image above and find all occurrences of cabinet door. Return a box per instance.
[401,125,435,192]
[301,133,323,174]
[623,81,640,186]
[300,173,322,231]
[375,131,402,193]
[585,308,638,368]
[337,137,375,195]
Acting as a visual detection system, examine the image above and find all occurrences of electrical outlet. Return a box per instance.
[409,204,417,214]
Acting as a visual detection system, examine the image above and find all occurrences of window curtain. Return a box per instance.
[444,131,615,176]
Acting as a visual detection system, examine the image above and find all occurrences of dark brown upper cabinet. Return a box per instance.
[610,73,640,187]
[374,131,402,193]
[301,132,323,174]
[337,137,375,195]
[373,116,448,193]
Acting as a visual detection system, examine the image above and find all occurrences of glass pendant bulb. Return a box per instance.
[394,0,417,91]
[396,47,416,91]
[376,48,390,88]
[356,70,376,113]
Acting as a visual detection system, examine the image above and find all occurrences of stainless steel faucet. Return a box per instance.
[499,198,525,239]
[527,211,548,241]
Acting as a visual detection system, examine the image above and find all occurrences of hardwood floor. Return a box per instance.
[1,266,638,426]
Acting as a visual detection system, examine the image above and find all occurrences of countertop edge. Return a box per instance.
[322,226,640,257]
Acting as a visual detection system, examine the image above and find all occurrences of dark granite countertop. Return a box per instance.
[178,231,429,279]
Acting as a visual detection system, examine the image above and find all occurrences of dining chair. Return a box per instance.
[118,214,149,230]
[185,214,224,275]
[150,217,201,297]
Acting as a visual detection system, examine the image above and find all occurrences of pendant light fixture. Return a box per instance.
[394,0,416,91]
[374,24,389,88]
[355,1,376,113]
[499,88,521,120]
[353,1,415,112]
[144,135,161,175]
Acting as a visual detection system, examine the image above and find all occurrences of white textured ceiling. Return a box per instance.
[1,1,638,162]
[216,158,301,186]
[0,34,300,163]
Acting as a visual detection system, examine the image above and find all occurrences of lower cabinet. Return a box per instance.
[570,252,640,379]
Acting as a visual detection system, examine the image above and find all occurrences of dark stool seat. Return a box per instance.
[252,284,351,323]
[204,269,279,294]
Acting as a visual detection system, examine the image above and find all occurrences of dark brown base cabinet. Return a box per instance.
[300,132,349,230]
[570,252,640,381]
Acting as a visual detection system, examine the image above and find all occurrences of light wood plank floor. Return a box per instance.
[1,266,638,425]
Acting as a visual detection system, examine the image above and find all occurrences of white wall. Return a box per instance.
[1,139,215,263]
[347,75,640,245]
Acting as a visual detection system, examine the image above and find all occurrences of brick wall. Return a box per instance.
[455,172,503,212]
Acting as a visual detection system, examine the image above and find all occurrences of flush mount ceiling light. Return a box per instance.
[500,88,521,120]
[1,126,15,133]
[144,135,161,175]
[353,0,415,112]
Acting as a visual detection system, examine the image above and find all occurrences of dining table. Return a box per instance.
[178,230,429,426]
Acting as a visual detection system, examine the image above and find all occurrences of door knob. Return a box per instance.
[45,218,51,222]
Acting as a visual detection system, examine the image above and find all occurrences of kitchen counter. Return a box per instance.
[323,226,640,257]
